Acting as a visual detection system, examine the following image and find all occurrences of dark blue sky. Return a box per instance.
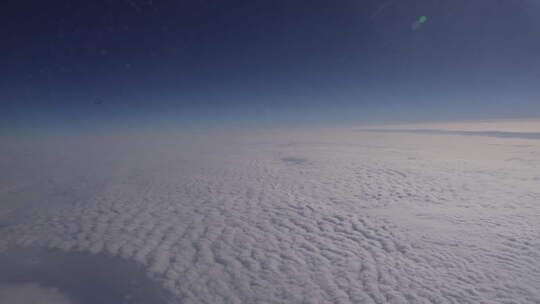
[2,0,540,133]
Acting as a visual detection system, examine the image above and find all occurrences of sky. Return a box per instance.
[2,0,540,134]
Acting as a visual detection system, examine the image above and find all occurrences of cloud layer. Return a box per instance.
[1,126,539,303]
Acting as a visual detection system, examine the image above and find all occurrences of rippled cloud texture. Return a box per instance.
[1,122,540,303]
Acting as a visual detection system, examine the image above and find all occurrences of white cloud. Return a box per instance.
[0,283,76,304]
[1,125,539,303]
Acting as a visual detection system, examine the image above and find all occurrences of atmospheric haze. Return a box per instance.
[1,120,539,303]
[3,0,540,302]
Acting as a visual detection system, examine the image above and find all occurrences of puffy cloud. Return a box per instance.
[1,126,539,303]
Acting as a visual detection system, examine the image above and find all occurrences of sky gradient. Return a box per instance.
[2,0,540,134]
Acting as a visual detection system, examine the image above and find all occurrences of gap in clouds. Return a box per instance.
[0,246,175,304]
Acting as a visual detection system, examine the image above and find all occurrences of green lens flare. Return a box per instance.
[419,16,427,23]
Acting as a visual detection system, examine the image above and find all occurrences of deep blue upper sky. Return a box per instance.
[2,0,540,133]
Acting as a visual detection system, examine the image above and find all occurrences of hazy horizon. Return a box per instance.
[2,1,540,303]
